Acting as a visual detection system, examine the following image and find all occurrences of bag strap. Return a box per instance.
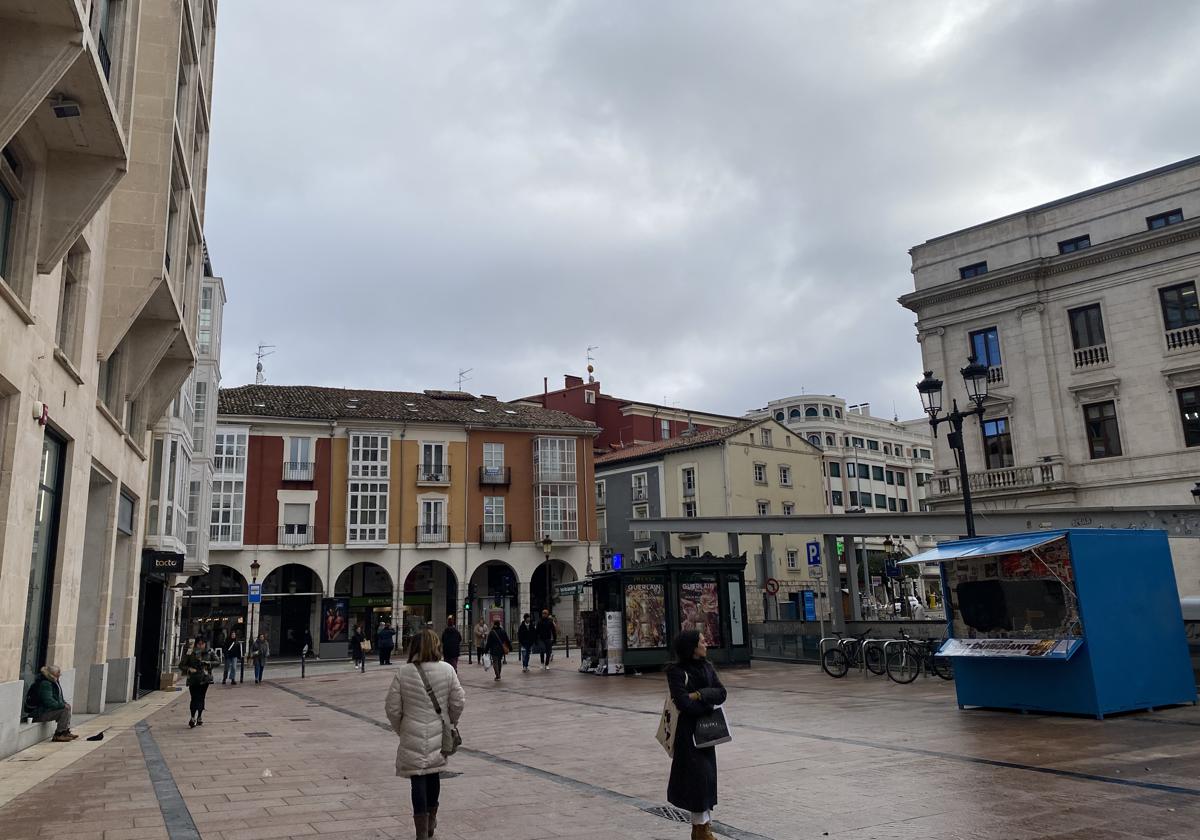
[415,664,444,717]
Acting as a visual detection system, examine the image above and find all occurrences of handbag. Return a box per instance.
[415,664,461,756]
[693,706,732,749]
[655,671,686,757]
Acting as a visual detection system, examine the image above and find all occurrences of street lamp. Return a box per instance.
[242,559,261,684]
[541,535,553,614]
[917,358,990,538]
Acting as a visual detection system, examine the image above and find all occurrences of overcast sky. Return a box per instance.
[205,1,1200,420]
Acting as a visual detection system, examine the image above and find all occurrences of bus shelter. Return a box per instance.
[902,529,1196,718]
[586,553,750,672]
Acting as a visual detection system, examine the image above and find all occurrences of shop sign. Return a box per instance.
[142,549,184,574]
[939,637,1084,660]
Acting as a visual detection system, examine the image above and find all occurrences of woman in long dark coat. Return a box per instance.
[666,629,726,840]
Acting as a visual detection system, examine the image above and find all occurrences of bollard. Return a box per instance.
[301,650,306,679]
[360,653,366,674]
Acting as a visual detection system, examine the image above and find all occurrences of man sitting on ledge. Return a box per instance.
[24,665,78,742]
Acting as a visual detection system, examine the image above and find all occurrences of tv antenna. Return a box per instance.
[456,367,473,390]
[587,345,599,383]
[255,343,276,385]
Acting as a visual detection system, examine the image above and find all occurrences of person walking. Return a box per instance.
[484,619,510,681]
[350,624,366,669]
[517,614,536,672]
[377,621,397,666]
[23,665,77,742]
[385,629,466,840]
[250,633,270,684]
[440,616,462,671]
[536,609,557,670]
[222,631,242,685]
[473,618,488,668]
[179,639,214,726]
[666,630,726,840]
[303,628,317,658]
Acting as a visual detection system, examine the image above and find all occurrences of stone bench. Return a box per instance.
[16,718,56,751]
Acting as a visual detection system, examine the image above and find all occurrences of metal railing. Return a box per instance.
[416,525,450,544]
[480,524,512,545]
[1166,325,1200,352]
[283,461,315,481]
[97,31,112,80]
[1073,344,1109,368]
[632,486,649,502]
[633,528,652,541]
[595,489,606,507]
[416,464,451,484]
[479,466,511,486]
[279,525,314,547]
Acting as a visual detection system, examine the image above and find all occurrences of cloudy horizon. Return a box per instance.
[204,0,1200,421]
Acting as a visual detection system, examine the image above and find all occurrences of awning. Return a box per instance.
[899,531,1067,566]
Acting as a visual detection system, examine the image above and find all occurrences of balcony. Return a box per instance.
[283,461,315,482]
[278,525,314,547]
[479,466,511,487]
[928,459,1072,500]
[416,464,451,485]
[1166,325,1200,353]
[416,525,451,545]
[1073,344,1109,369]
[633,486,649,502]
[480,524,512,545]
[987,365,1005,385]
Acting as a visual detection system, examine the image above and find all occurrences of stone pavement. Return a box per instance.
[3,656,1200,839]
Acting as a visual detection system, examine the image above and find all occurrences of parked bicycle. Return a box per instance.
[821,629,884,678]
[884,631,954,684]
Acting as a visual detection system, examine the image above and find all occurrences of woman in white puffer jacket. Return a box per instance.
[385,629,466,840]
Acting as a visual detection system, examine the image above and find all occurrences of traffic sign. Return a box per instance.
[806,541,821,567]
[810,563,824,579]
[885,556,902,579]
[248,583,262,604]
[764,577,780,595]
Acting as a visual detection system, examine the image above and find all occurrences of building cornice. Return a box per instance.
[900,221,1200,312]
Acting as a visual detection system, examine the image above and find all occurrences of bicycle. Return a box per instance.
[884,631,954,684]
[821,629,884,678]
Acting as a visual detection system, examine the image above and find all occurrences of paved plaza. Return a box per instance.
[2,656,1200,839]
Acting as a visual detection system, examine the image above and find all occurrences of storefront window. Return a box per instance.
[23,433,65,683]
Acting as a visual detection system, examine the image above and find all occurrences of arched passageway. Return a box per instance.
[261,563,324,657]
[402,561,458,641]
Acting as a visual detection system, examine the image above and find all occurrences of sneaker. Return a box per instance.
[188,718,196,729]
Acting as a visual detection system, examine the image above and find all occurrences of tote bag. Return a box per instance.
[655,694,680,757]
[693,706,732,749]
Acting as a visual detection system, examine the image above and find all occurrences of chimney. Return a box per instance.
[564,375,584,388]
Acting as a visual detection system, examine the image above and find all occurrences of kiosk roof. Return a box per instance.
[899,531,1067,566]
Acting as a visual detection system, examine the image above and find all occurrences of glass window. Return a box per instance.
[831,490,844,506]
[418,498,444,539]
[900,499,909,512]
[661,419,671,440]
[875,494,887,509]
[1069,304,1106,349]
[197,285,213,355]
[23,434,65,683]
[192,379,207,448]
[866,439,879,451]
[848,491,859,506]
[484,496,506,532]
[917,472,927,487]
[1160,282,1200,331]
[872,465,885,481]
[213,430,247,475]
[1179,387,1200,447]
[982,418,1014,469]
[117,492,136,535]
[787,550,798,569]
[537,483,578,540]
[483,442,505,471]
[969,327,1002,367]
[897,472,906,487]
[348,481,389,542]
[959,261,988,279]
[789,408,802,420]
[885,469,895,485]
[860,493,873,508]
[852,437,865,448]
[753,463,766,483]
[283,503,309,534]
[350,433,389,478]
[0,181,13,279]
[1147,209,1184,230]
[1058,235,1091,254]
[779,465,792,486]
[420,442,445,473]
[1084,401,1123,459]
[757,501,770,516]
[782,502,794,515]
[534,437,576,481]
[887,497,897,512]
[761,429,772,447]
[775,411,786,422]
[632,472,648,501]
[682,467,696,493]
[683,500,697,518]
[828,462,841,478]
[209,479,244,544]
[288,436,311,464]
[805,407,818,417]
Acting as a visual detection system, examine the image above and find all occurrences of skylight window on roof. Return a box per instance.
[472,408,487,413]
[503,410,517,415]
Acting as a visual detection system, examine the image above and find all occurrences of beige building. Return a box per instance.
[596,417,825,622]
[901,154,1200,595]
[0,0,220,758]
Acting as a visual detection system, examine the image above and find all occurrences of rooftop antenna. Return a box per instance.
[587,345,599,383]
[255,343,276,385]
[456,367,473,391]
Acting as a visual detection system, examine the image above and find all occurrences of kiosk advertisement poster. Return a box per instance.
[680,577,722,647]
[940,637,1084,659]
[605,611,624,673]
[728,580,744,645]
[625,577,667,649]
[322,598,349,642]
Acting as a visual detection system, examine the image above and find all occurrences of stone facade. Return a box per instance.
[901,154,1200,595]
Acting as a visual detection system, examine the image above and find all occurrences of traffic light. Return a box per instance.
[463,599,471,613]
[468,582,478,600]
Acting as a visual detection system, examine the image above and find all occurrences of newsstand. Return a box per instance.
[901,529,1197,718]
[586,552,750,672]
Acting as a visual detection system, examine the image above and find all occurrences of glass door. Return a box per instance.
[23,433,66,685]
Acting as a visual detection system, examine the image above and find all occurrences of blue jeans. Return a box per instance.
[253,659,265,682]
[224,657,239,683]
[521,646,532,668]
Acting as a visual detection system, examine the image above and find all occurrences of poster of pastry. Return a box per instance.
[624,578,667,649]
[679,577,722,647]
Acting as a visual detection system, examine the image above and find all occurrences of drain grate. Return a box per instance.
[244,732,272,738]
[643,805,691,823]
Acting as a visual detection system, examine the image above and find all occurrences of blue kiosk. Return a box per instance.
[902,529,1196,719]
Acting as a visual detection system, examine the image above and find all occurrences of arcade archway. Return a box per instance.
[469,560,519,636]
[184,564,248,651]
[532,560,579,638]
[261,564,324,657]
[401,561,457,641]
[334,562,396,646]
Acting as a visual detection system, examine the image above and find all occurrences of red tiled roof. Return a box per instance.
[594,419,763,465]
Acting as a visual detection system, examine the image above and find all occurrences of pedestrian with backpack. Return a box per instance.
[484,620,510,681]
[180,639,215,727]
[24,665,77,742]
[665,629,727,840]
[385,629,465,839]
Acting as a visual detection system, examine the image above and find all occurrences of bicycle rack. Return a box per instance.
[861,638,894,677]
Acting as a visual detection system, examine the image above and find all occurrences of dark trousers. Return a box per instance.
[446,657,459,672]
[492,654,503,679]
[188,683,209,716]
[539,641,553,664]
[410,772,441,814]
[378,646,393,665]
[253,659,265,682]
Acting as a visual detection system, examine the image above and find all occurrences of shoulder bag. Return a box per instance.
[416,664,461,756]
[655,671,686,757]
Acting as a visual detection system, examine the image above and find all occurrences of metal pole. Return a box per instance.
[949,405,977,538]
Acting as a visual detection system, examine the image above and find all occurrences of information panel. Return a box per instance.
[938,637,1084,660]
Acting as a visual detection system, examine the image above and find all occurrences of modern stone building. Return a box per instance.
[0,0,221,758]
[901,154,1200,594]
[205,385,599,656]
[595,417,824,622]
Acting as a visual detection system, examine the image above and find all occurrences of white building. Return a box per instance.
[901,154,1200,595]
[746,395,938,613]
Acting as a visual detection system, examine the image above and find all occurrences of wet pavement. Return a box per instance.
[2,655,1200,839]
